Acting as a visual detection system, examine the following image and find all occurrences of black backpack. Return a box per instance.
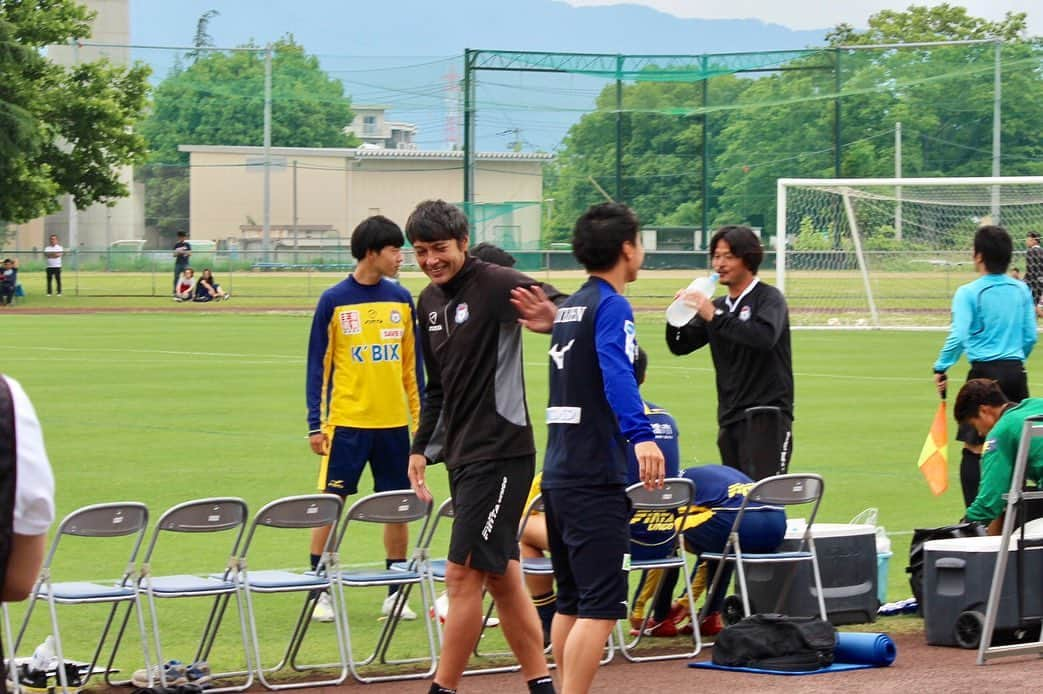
[906,522,987,613]
[712,613,837,672]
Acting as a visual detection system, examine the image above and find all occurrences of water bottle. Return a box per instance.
[29,635,56,674]
[665,272,719,327]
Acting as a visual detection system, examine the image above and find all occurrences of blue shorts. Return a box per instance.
[544,485,630,620]
[317,425,410,496]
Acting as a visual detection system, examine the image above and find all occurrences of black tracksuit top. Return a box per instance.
[665,279,794,427]
[411,257,542,468]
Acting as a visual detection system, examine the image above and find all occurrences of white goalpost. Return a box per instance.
[776,176,1043,328]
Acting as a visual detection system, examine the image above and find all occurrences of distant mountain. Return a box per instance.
[128,0,829,150]
[131,0,826,56]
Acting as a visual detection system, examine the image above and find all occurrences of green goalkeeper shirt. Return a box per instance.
[966,398,1043,523]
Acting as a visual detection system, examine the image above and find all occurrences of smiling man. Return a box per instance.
[404,200,554,694]
[664,225,794,481]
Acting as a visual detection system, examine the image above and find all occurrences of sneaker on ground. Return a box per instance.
[311,592,335,623]
[628,617,678,638]
[699,611,724,637]
[185,661,211,689]
[428,592,499,627]
[132,660,187,688]
[382,592,417,620]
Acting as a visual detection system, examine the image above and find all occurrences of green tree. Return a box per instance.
[543,72,748,244]
[138,36,358,239]
[0,1,150,225]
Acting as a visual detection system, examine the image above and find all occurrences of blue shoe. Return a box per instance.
[186,661,211,689]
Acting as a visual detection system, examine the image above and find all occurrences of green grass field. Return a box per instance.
[1,280,1026,681]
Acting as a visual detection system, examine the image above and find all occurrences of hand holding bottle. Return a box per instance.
[665,272,719,327]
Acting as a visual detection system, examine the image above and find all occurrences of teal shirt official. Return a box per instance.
[933,273,1036,373]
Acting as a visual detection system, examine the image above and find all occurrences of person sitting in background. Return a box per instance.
[193,268,230,302]
[661,464,787,637]
[0,259,17,305]
[174,267,197,302]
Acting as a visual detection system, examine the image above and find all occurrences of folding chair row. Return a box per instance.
[10,490,441,693]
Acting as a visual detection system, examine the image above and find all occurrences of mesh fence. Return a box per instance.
[780,178,1043,326]
[6,39,1043,309]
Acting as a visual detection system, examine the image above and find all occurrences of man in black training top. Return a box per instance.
[404,200,554,694]
[1025,231,1043,310]
[665,225,794,480]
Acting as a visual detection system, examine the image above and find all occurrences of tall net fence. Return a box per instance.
[6,38,1043,305]
[779,177,1043,327]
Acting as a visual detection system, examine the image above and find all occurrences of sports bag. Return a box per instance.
[711,613,837,671]
[907,522,987,613]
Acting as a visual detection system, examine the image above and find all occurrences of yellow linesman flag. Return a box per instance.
[917,400,949,496]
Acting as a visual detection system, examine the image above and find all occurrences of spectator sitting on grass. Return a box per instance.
[0,259,17,306]
[174,267,197,302]
[193,268,230,302]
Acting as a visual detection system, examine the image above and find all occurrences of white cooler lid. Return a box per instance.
[784,522,876,540]
[924,533,1043,553]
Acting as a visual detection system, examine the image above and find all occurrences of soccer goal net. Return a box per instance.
[777,176,1043,328]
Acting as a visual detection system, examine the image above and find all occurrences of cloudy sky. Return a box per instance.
[563,0,1040,34]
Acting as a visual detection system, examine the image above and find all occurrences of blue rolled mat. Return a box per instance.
[834,632,897,666]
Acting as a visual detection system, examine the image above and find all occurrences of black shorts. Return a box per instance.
[718,408,794,481]
[543,484,630,620]
[447,456,534,575]
[957,360,1029,445]
[318,425,410,495]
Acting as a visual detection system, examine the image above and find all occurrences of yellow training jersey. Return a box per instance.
[306,276,423,431]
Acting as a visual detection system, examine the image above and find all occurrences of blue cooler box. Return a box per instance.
[743,522,878,625]
[923,534,1043,647]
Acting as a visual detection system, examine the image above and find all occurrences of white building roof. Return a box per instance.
[179,144,553,162]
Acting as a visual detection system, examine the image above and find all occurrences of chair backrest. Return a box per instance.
[334,491,433,570]
[625,478,696,552]
[58,502,149,539]
[626,478,695,511]
[728,474,825,552]
[141,498,249,566]
[255,494,342,529]
[43,502,150,584]
[748,474,824,508]
[344,490,430,525]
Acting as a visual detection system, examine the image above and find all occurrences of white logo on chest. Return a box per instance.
[548,339,575,370]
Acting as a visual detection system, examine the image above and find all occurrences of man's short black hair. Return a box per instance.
[572,203,640,272]
[634,346,648,386]
[975,225,1013,274]
[405,200,469,243]
[177,231,187,238]
[710,226,764,274]
[470,242,516,267]
[350,215,404,260]
[954,378,1009,424]
[1029,231,1041,242]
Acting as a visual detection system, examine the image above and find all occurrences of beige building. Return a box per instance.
[345,105,417,150]
[7,0,143,252]
[180,145,552,260]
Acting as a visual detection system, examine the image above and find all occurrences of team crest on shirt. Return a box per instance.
[455,302,470,324]
[983,439,996,454]
[739,305,752,322]
[390,309,402,324]
[339,310,361,335]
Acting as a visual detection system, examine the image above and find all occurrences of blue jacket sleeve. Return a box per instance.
[306,292,334,433]
[595,294,655,446]
[1021,283,1037,360]
[933,285,972,373]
